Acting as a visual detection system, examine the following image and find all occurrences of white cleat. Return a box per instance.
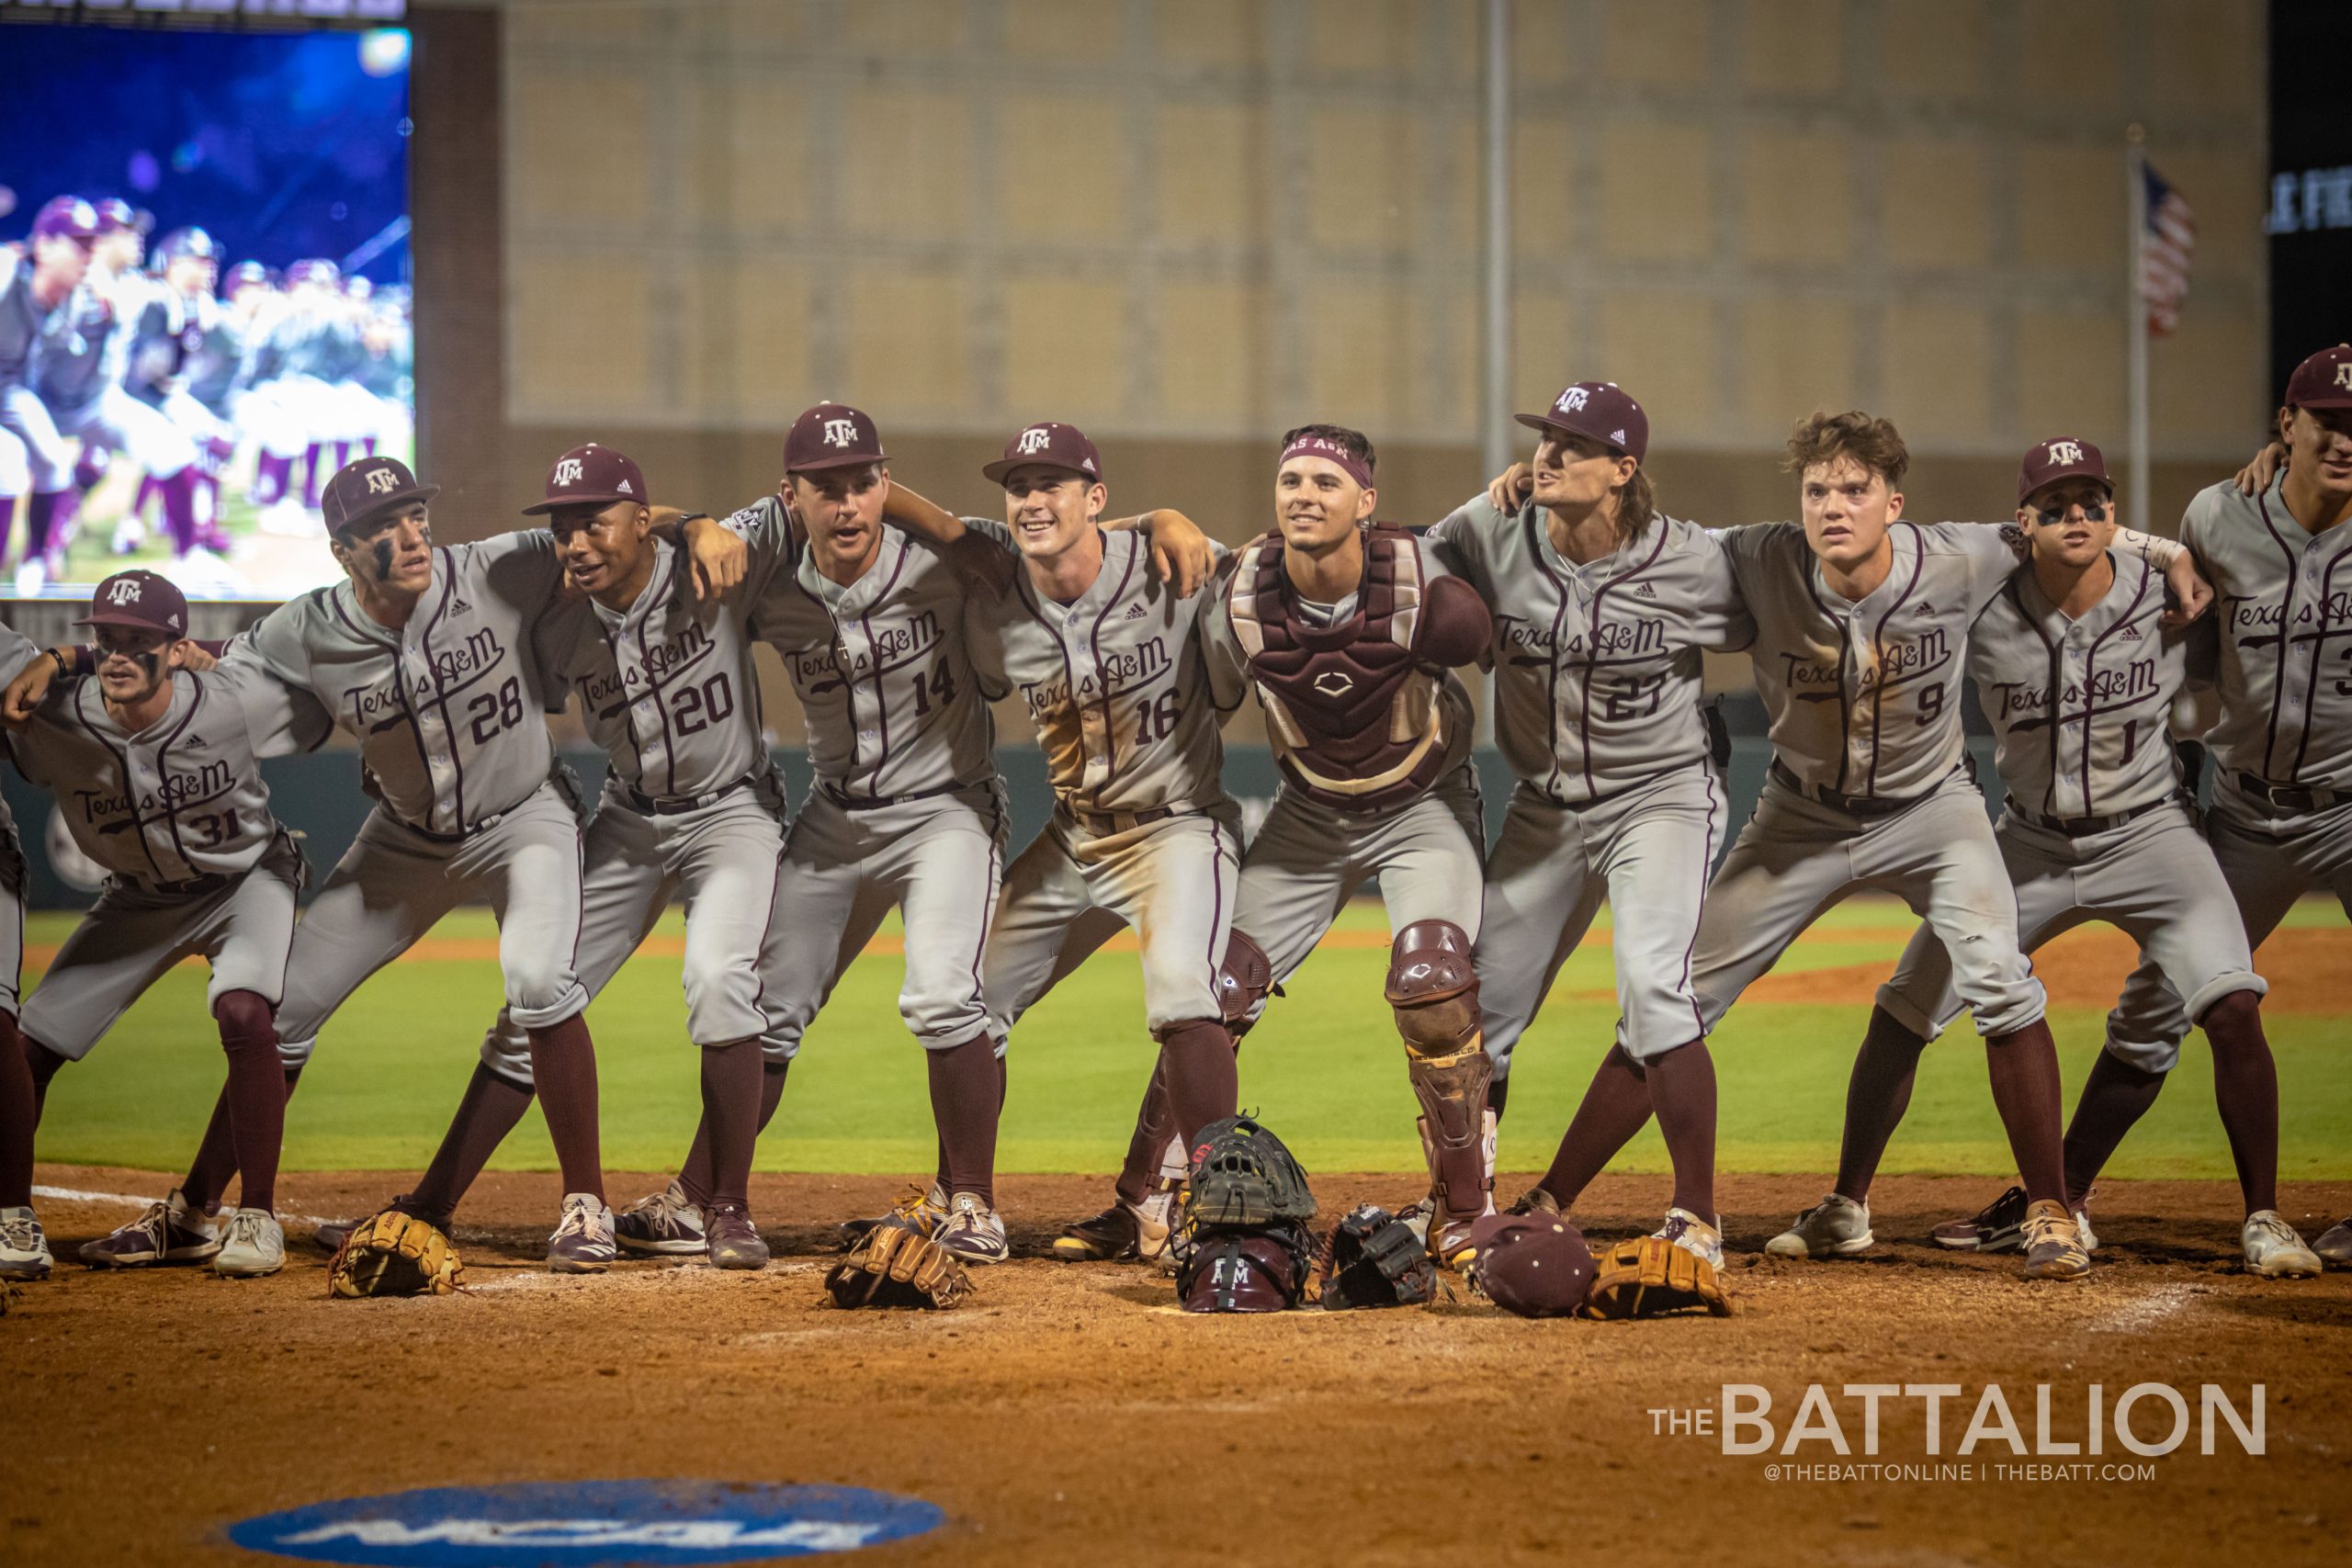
[213,1209,287,1278]
[0,1204,52,1280]
[2312,1217,2352,1269]
[2073,1203,2098,1255]
[1766,1192,1874,1258]
[1657,1207,1726,1271]
[934,1192,1010,1266]
[547,1193,616,1273]
[2241,1212,2322,1279]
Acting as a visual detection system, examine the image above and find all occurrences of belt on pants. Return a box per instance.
[1061,803,1177,836]
[393,807,511,844]
[2234,773,2346,815]
[622,773,757,817]
[821,779,974,813]
[1768,758,1943,819]
[2016,796,2168,838]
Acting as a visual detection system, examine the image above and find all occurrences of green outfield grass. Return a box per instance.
[27,897,2352,1180]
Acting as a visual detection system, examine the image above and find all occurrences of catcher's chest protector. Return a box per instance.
[1226,524,1449,812]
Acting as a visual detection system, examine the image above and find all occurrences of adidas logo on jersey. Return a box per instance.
[448,596,473,615]
[1914,602,1935,615]
[1634,582,1657,599]
[181,733,208,749]
[1125,602,1148,620]
[2120,624,2141,639]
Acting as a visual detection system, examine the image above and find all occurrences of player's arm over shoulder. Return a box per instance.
[1417,535,1492,667]
[1666,518,1757,652]
[221,591,326,691]
[209,653,335,758]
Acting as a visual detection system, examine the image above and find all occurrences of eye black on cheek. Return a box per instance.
[372,540,394,577]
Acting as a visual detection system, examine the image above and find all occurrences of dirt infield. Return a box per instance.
[7,1167,2346,1567]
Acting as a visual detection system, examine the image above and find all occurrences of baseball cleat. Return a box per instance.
[1657,1207,1725,1272]
[1396,1195,1434,1247]
[2240,1212,2322,1279]
[2020,1200,2091,1280]
[837,1184,945,1250]
[2072,1201,2098,1255]
[1049,1191,1174,1263]
[0,1205,52,1281]
[546,1193,616,1273]
[616,1179,708,1257]
[2312,1217,2352,1268]
[1930,1183,2029,1252]
[79,1187,221,1268]
[1766,1192,1874,1258]
[935,1192,1010,1266]
[1505,1186,1560,1218]
[213,1209,286,1278]
[700,1201,769,1271]
[1430,1216,1481,1271]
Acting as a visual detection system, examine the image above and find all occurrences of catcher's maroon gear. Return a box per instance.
[1224,523,1490,813]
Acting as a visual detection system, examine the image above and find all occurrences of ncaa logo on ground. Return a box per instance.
[226,1480,944,1565]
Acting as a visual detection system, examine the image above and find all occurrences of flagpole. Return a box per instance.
[2126,124,2150,534]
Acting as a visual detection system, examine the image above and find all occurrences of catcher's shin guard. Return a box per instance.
[1386,920,1492,1224]
[1215,930,1275,1040]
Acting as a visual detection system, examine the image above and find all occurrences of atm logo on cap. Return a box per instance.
[1016,426,1054,455]
[2336,363,2352,389]
[105,579,143,606]
[823,418,859,447]
[1557,388,1589,412]
[226,1480,944,1565]
[555,458,584,486]
[365,468,399,495]
[2047,441,2084,466]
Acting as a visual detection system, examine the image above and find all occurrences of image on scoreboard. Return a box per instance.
[0,24,412,602]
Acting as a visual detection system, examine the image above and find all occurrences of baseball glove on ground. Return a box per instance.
[326,1209,464,1299]
[823,1217,971,1310]
[1319,1203,1435,1310]
[1184,1113,1316,1229]
[1581,1235,1731,1319]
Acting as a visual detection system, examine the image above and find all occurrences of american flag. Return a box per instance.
[2139,163,2197,336]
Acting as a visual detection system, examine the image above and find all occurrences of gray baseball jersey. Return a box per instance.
[2181,475,2352,798]
[226,534,569,833]
[535,528,785,802]
[1965,549,2187,821]
[965,523,1243,818]
[1724,520,2188,799]
[1425,498,1753,804]
[972,524,1245,1039]
[8,662,330,885]
[751,504,999,800]
[1875,551,2259,1061]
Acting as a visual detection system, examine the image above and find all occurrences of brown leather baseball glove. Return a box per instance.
[1581,1235,1731,1319]
[327,1208,465,1299]
[823,1216,971,1310]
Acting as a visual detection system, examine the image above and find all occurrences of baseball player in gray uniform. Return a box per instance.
[1774,439,2321,1278]
[1424,382,1752,1258]
[2085,345,2352,1269]
[17,455,742,1272]
[0,615,62,1280]
[1536,412,2206,1280]
[895,422,1241,1263]
[588,403,1023,1269]
[306,442,788,1270]
[5,571,331,1279]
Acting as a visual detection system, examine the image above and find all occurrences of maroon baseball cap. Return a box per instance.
[93,198,147,236]
[322,455,440,535]
[30,196,98,243]
[783,402,888,474]
[1516,381,1649,464]
[76,570,188,637]
[1469,1213,1595,1318]
[982,422,1104,485]
[2284,344,2352,410]
[2016,436,2112,506]
[521,443,648,514]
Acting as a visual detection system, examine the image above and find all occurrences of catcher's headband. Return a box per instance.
[1277,435,1374,491]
